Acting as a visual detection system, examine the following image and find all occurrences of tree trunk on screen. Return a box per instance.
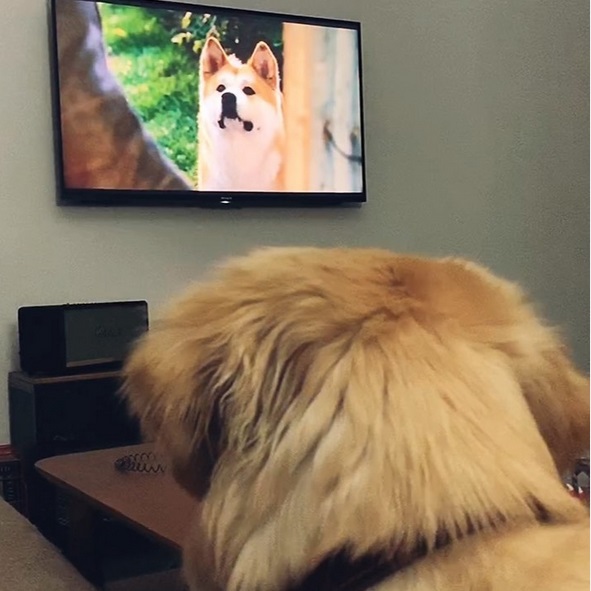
[282,23,363,193]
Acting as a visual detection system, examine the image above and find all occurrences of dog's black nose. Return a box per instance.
[221,92,237,109]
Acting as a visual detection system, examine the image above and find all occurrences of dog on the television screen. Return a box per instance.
[123,247,589,591]
[197,37,285,192]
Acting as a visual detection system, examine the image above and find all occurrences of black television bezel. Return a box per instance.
[48,0,367,209]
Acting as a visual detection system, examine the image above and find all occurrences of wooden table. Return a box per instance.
[36,444,198,583]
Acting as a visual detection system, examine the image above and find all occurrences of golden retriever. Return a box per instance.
[122,247,589,591]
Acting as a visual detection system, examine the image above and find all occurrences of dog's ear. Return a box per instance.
[444,260,590,476]
[248,42,280,90]
[513,341,589,475]
[171,409,223,498]
[200,37,229,79]
[121,325,229,499]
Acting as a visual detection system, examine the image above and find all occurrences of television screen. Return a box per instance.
[49,0,366,207]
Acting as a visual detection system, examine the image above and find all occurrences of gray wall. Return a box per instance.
[0,0,588,443]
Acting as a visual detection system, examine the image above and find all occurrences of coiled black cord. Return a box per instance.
[114,451,167,474]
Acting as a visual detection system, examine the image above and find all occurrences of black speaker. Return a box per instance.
[8,370,141,539]
[18,301,148,376]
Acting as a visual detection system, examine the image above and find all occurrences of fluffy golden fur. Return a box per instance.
[122,247,590,591]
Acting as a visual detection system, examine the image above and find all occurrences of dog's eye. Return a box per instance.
[216,84,226,92]
[243,86,256,96]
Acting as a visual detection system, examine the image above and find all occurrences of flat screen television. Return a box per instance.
[48,0,366,208]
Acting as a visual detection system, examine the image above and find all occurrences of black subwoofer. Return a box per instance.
[8,370,141,539]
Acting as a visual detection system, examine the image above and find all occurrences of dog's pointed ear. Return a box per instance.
[201,37,229,79]
[248,42,280,90]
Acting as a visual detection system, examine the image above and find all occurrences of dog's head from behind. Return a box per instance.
[123,247,589,591]
[199,36,282,136]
